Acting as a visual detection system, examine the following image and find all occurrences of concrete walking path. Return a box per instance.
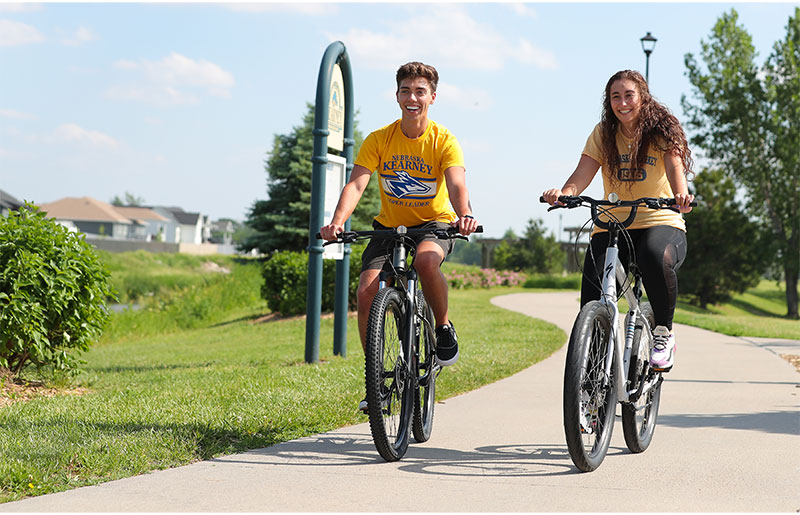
[2,291,799,512]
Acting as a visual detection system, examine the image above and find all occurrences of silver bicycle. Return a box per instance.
[542,194,693,472]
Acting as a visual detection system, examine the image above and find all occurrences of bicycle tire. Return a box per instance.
[563,300,618,472]
[365,287,414,461]
[412,289,437,443]
[622,302,662,453]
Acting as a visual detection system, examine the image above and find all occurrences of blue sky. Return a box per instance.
[1,2,797,239]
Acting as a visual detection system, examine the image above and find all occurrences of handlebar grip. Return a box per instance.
[314,232,322,239]
[475,225,483,233]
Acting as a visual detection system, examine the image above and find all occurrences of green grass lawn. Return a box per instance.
[674,280,800,339]
[0,275,564,503]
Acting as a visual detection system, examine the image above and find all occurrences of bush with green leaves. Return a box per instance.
[0,204,115,375]
[261,245,365,316]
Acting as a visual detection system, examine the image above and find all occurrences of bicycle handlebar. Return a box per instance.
[539,195,697,230]
[316,224,483,246]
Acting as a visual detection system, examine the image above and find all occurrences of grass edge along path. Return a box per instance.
[0,287,564,504]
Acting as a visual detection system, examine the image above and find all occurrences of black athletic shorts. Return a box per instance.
[360,220,455,272]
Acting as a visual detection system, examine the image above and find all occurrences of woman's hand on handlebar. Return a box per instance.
[542,188,568,206]
[453,214,479,236]
[673,193,695,214]
[319,222,344,241]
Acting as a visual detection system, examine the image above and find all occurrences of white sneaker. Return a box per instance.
[650,325,676,372]
[358,398,368,413]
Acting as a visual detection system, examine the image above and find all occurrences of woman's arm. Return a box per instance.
[665,151,694,214]
[542,154,601,205]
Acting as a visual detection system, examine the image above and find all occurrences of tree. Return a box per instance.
[679,169,770,308]
[110,192,145,207]
[240,103,378,254]
[493,219,565,273]
[682,8,800,318]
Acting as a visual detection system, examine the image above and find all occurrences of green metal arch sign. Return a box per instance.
[305,41,355,363]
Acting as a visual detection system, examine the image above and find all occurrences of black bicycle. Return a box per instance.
[542,194,694,472]
[322,224,482,461]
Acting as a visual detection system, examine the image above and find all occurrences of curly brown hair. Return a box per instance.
[396,62,438,92]
[600,70,693,190]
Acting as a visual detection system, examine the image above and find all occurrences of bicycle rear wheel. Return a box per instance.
[365,287,414,461]
[412,289,437,443]
[563,300,618,472]
[622,302,662,453]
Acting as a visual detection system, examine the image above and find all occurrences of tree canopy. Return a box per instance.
[679,169,770,308]
[682,8,800,317]
[492,219,565,274]
[240,103,379,254]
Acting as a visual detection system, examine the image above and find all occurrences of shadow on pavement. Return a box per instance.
[211,432,637,478]
[657,410,800,435]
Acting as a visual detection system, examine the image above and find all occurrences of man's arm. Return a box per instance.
[444,166,478,235]
[319,164,372,240]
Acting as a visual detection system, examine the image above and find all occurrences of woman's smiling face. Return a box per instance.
[609,79,641,129]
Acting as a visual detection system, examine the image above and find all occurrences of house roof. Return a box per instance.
[114,206,170,223]
[40,197,132,224]
[151,206,201,226]
[0,189,23,210]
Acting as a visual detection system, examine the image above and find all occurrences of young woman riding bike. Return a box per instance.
[543,69,695,372]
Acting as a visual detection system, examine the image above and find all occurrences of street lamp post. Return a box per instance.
[640,32,657,83]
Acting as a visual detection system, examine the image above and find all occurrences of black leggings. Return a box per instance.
[581,226,687,330]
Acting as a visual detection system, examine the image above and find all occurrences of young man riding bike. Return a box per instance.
[319,61,479,411]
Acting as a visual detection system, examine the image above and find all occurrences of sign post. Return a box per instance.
[306,41,354,363]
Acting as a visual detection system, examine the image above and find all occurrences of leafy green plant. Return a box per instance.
[261,245,365,316]
[0,204,115,375]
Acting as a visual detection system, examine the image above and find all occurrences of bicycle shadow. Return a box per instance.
[211,431,629,478]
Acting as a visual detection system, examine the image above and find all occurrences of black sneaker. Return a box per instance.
[435,321,459,366]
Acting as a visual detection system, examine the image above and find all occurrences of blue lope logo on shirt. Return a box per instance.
[380,168,436,199]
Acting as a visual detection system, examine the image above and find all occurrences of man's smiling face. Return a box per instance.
[396,77,436,122]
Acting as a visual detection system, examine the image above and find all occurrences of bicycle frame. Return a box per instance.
[377,227,420,381]
[598,225,659,405]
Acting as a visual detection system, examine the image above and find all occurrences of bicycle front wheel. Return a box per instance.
[563,301,618,472]
[365,287,414,462]
[412,289,437,443]
[622,302,662,453]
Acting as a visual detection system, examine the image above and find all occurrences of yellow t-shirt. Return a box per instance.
[582,123,686,233]
[355,119,463,228]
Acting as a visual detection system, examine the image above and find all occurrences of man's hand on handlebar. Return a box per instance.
[319,222,344,241]
[453,215,479,236]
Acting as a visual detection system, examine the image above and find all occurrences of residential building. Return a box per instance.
[0,189,23,216]
[39,197,132,238]
[113,206,171,241]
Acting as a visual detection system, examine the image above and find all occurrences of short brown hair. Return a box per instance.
[396,62,438,92]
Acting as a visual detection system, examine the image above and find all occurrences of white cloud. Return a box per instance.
[506,2,537,18]
[62,26,97,46]
[0,4,43,13]
[0,19,44,46]
[330,5,557,71]
[0,108,36,120]
[54,124,118,148]
[225,3,338,15]
[437,81,492,111]
[108,52,235,106]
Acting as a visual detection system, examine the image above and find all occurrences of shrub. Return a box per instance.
[0,204,115,375]
[523,273,582,290]
[261,245,365,316]
[445,266,527,289]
